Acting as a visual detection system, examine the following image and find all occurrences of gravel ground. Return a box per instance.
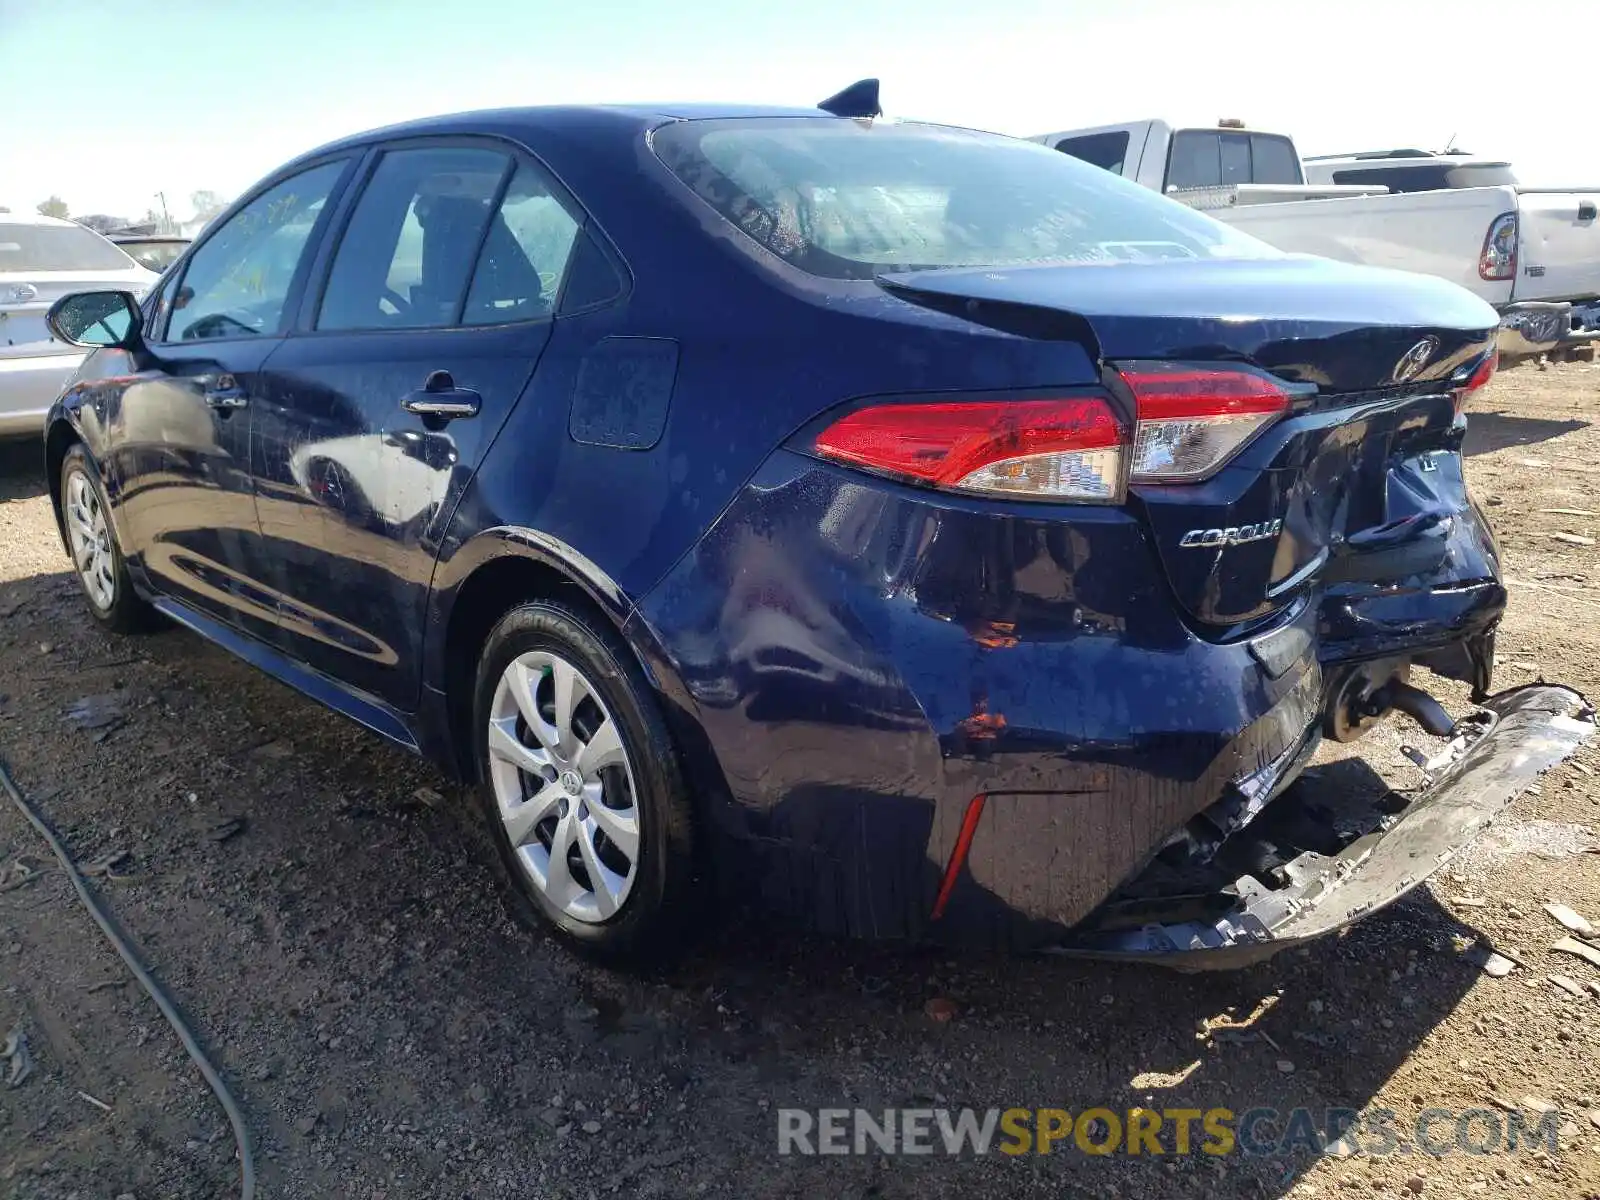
[2,361,1599,1199]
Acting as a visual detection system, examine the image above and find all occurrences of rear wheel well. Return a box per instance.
[441,555,619,779]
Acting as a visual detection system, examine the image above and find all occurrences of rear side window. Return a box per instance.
[653,118,1274,280]
[0,223,136,272]
[1053,131,1130,174]
[462,163,581,325]
[318,147,509,331]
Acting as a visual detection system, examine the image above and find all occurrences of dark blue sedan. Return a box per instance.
[41,87,1592,966]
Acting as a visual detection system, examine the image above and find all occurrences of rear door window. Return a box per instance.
[317,146,511,331]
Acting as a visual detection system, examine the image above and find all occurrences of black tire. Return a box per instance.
[58,444,158,634]
[472,598,696,965]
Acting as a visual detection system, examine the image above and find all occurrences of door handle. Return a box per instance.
[1579,201,1597,222]
[401,369,480,419]
[201,375,249,411]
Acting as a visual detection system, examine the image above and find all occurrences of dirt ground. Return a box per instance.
[2,361,1599,1200]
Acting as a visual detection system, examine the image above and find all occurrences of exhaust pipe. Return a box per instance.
[1325,659,1456,741]
[1374,679,1456,738]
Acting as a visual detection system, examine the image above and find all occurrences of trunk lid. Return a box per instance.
[0,268,155,362]
[878,257,1499,629]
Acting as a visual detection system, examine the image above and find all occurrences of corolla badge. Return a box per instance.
[1179,519,1283,549]
[1391,337,1439,383]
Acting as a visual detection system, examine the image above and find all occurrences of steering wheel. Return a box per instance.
[181,310,261,340]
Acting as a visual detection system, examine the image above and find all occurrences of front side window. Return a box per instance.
[653,118,1273,281]
[317,147,510,331]
[165,161,345,342]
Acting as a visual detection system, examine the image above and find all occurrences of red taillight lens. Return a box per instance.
[1454,349,1497,413]
[812,397,1126,501]
[1118,362,1291,482]
[1464,349,1498,393]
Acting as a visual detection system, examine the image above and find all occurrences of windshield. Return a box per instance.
[0,223,138,272]
[653,118,1277,280]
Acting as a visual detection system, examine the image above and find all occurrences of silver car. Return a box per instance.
[1,215,156,438]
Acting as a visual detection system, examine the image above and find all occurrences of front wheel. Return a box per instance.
[472,599,696,964]
[59,444,157,633]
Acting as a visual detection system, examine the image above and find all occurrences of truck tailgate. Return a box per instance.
[1515,190,1600,304]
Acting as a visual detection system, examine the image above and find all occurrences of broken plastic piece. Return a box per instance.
[1048,685,1595,969]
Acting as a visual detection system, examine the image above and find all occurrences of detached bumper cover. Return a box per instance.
[1496,302,1571,356]
[1050,685,1595,969]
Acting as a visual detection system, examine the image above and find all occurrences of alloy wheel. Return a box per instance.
[64,468,116,611]
[486,650,641,923]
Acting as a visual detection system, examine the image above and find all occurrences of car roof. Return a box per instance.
[1304,150,1510,169]
[0,212,81,228]
[296,102,829,160]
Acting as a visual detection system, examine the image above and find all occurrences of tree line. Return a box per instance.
[26,190,232,233]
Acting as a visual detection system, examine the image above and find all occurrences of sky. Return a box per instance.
[3,0,1594,221]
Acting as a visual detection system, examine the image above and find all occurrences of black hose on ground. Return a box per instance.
[0,756,255,1200]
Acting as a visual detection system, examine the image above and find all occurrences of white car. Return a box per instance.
[0,214,157,438]
[1032,119,1600,356]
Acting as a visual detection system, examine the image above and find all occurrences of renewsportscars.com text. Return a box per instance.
[777,1106,1566,1158]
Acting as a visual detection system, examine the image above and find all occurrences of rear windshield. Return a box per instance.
[653,118,1276,280]
[1167,131,1304,189]
[117,238,188,272]
[1329,164,1519,192]
[0,223,137,272]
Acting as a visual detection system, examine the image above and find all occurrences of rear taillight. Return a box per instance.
[1479,212,1517,281]
[1117,362,1291,482]
[810,365,1292,501]
[1454,349,1498,413]
[811,397,1125,501]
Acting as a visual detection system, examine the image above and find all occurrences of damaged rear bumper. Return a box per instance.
[1048,685,1595,969]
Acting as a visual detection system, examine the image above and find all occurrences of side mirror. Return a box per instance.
[46,290,143,350]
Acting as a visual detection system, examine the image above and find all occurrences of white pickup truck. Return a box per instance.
[1030,120,1600,355]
